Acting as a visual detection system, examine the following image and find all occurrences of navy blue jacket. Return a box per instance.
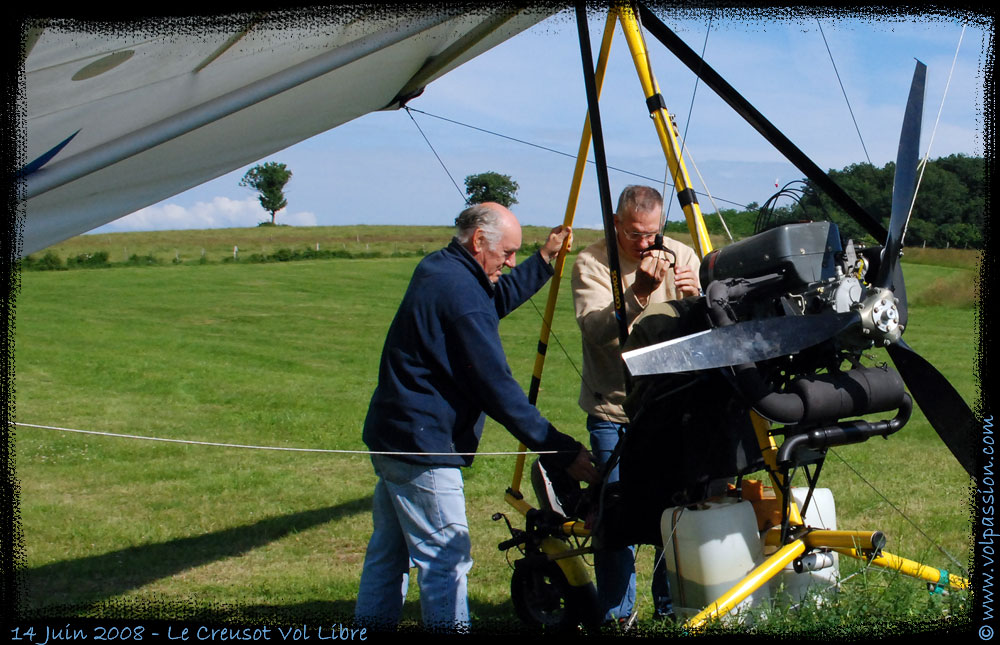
[363,239,581,468]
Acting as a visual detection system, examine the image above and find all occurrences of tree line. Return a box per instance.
[662,153,984,249]
[793,153,983,249]
[238,156,983,250]
[464,159,985,251]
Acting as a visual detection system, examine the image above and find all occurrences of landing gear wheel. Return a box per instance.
[510,558,599,631]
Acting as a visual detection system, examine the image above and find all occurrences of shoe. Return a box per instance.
[602,611,638,632]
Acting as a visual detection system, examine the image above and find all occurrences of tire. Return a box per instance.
[510,558,600,631]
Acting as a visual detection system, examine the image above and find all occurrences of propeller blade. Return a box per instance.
[877,60,926,290]
[891,254,909,329]
[622,312,860,376]
[886,340,975,476]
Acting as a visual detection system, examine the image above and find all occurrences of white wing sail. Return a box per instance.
[19,8,551,256]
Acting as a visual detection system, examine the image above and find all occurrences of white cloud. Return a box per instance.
[96,196,317,232]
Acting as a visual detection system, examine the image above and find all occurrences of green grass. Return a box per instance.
[22,225,614,268]
[11,237,980,635]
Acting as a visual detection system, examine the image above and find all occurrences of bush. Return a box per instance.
[65,251,110,268]
[125,253,161,266]
[22,251,65,271]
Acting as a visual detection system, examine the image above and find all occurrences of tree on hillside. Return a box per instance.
[464,171,519,207]
[240,162,293,225]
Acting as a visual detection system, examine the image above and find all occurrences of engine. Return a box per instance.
[698,221,904,351]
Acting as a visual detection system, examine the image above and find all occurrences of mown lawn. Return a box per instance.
[11,247,979,635]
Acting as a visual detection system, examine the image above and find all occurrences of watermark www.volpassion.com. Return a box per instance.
[979,415,997,639]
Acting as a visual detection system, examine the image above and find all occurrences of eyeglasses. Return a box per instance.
[620,229,659,241]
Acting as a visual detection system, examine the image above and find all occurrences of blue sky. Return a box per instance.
[91,8,988,235]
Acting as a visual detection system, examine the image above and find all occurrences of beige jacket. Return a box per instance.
[571,235,700,423]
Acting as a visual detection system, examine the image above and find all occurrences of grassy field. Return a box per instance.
[25,223,981,274]
[11,229,980,635]
[22,224,613,267]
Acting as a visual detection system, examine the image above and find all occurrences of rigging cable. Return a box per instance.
[403,106,747,210]
[905,25,966,246]
[634,10,735,247]
[408,99,605,414]
[680,138,734,242]
[818,19,873,167]
[15,423,562,456]
[410,23,970,586]
[666,15,735,241]
[404,106,467,202]
[631,7,672,214]
[671,17,712,225]
[408,87,605,407]
[829,447,967,576]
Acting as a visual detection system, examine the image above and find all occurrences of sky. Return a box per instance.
[89,7,990,236]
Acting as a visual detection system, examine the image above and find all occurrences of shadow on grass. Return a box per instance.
[21,497,372,615]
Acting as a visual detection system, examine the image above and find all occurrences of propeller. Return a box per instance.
[623,313,860,376]
[873,61,975,477]
[878,281,976,478]
[876,60,925,292]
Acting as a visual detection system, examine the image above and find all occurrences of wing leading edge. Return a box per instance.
[19,8,552,256]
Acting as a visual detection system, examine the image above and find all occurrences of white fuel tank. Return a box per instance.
[661,498,767,622]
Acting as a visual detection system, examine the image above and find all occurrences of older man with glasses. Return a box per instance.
[570,184,701,625]
[356,202,598,633]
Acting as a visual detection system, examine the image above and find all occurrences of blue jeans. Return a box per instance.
[588,415,672,620]
[354,455,473,631]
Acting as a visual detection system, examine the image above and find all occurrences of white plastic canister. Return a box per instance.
[661,498,767,621]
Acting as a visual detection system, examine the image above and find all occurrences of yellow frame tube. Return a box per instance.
[540,537,593,587]
[615,5,712,259]
[509,10,618,501]
[683,535,970,630]
[618,5,807,532]
[762,528,886,552]
[685,540,807,630]
[683,528,968,629]
[751,412,804,526]
[503,492,533,517]
[500,7,968,628]
[834,547,968,591]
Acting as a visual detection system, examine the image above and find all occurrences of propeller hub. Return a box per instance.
[872,296,900,334]
[855,287,903,346]
[835,287,903,350]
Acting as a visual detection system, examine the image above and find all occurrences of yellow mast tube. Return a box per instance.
[615,5,712,259]
[752,412,803,526]
[509,11,618,500]
[617,6,801,529]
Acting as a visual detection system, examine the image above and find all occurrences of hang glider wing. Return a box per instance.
[18,8,552,256]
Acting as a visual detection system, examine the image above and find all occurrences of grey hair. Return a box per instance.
[615,185,663,219]
[455,203,504,246]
